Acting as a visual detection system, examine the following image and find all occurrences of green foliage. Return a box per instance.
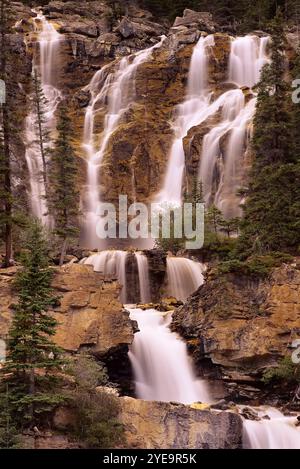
[238,11,300,256]
[69,354,124,449]
[263,356,300,384]
[138,0,300,31]
[218,252,293,277]
[48,104,80,265]
[0,385,21,448]
[0,219,66,428]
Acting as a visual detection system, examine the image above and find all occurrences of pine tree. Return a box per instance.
[32,69,50,192]
[48,104,79,266]
[205,204,224,235]
[0,219,66,427]
[239,10,300,255]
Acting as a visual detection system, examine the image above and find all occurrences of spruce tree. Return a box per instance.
[48,104,79,266]
[239,10,300,255]
[32,69,50,192]
[0,219,66,427]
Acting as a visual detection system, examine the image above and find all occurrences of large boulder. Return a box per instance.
[173,9,216,33]
[115,17,165,39]
[119,397,243,449]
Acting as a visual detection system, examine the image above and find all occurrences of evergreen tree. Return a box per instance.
[32,69,50,192]
[0,219,66,427]
[48,105,79,266]
[239,11,300,254]
[205,204,224,235]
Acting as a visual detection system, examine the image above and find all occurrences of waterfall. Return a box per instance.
[156,35,215,205]
[128,307,211,404]
[166,257,205,301]
[229,35,270,88]
[83,250,128,303]
[24,11,62,223]
[134,252,151,304]
[198,35,269,217]
[243,407,300,449]
[82,38,165,248]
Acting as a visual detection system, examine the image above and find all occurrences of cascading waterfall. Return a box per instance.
[82,250,128,303]
[199,35,269,217]
[24,11,62,224]
[134,252,151,304]
[243,407,300,449]
[156,34,215,205]
[229,36,270,88]
[166,257,205,301]
[156,34,269,217]
[82,38,165,248]
[128,307,211,404]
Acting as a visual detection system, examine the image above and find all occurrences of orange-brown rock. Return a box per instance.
[0,264,135,357]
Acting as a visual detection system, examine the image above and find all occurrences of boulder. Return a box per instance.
[173,9,216,33]
[115,17,165,39]
[119,397,243,449]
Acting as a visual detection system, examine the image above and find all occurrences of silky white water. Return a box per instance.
[128,307,211,404]
[135,252,151,304]
[156,35,214,205]
[24,12,62,224]
[166,257,205,301]
[157,34,269,216]
[82,38,165,247]
[83,250,128,303]
[243,407,300,449]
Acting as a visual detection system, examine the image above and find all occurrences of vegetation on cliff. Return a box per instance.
[0,220,66,443]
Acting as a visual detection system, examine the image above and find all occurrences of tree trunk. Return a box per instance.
[59,238,67,266]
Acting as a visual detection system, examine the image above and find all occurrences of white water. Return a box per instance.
[128,307,211,404]
[166,257,205,301]
[243,407,300,449]
[135,252,151,304]
[156,35,269,216]
[229,36,270,88]
[82,38,165,248]
[83,250,128,303]
[24,11,62,223]
[156,35,215,205]
[198,35,269,217]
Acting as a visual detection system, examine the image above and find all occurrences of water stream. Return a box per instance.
[24,11,62,224]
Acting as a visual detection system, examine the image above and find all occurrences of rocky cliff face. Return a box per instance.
[172,262,300,403]
[119,397,243,449]
[0,263,136,391]
[11,2,247,212]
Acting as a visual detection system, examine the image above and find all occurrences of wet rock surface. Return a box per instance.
[172,262,300,403]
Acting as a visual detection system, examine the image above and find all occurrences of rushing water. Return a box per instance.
[24,11,62,224]
[135,252,151,304]
[166,257,205,301]
[243,407,300,449]
[156,35,214,205]
[157,34,269,217]
[81,38,165,248]
[82,250,128,303]
[128,307,211,404]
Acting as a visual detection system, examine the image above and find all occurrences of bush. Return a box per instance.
[262,356,300,384]
[69,354,124,449]
[218,252,293,278]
